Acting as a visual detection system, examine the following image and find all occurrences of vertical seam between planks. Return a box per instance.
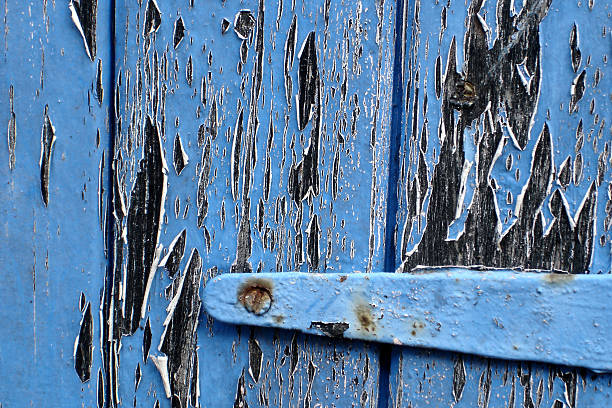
[101,0,117,405]
[383,0,408,273]
[379,0,411,407]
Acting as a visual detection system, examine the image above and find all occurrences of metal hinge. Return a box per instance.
[203,267,612,372]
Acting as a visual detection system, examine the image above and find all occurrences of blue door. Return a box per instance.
[1,0,610,407]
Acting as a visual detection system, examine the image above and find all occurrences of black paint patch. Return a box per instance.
[40,106,56,207]
[159,229,187,279]
[233,10,256,40]
[112,159,126,219]
[69,0,98,61]
[233,369,248,407]
[7,85,15,170]
[186,55,193,87]
[570,182,598,273]
[558,370,578,408]
[289,333,299,376]
[398,1,595,274]
[200,77,207,108]
[221,18,231,34]
[197,134,212,228]
[97,368,104,408]
[434,55,442,100]
[263,120,273,201]
[231,105,244,201]
[100,219,125,408]
[256,198,264,232]
[306,213,320,270]
[304,361,317,408]
[231,0,265,274]
[284,14,297,107]
[190,351,199,407]
[289,32,321,204]
[569,69,586,113]
[310,321,349,338]
[98,151,105,230]
[123,116,167,335]
[296,31,318,131]
[530,191,572,271]
[477,362,492,408]
[597,144,609,187]
[207,97,218,141]
[96,59,103,105]
[173,17,185,49]
[75,302,93,382]
[79,292,86,312]
[143,316,152,363]
[499,124,553,267]
[569,23,581,73]
[248,333,263,383]
[498,123,551,267]
[452,356,466,403]
[558,156,572,189]
[143,0,162,36]
[447,73,476,110]
[159,249,203,407]
[240,40,249,64]
[519,367,535,408]
[172,133,188,175]
[197,123,206,147]
[135,363,142,391]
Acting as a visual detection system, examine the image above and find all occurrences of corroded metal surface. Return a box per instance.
[205,270,612,372]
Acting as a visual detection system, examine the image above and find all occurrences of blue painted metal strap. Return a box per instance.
[204,268,612,372]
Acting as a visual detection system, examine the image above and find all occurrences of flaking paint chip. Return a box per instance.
[221,18,231,34]
[233,10,255,40]
[7,85,16,170]
[173,16,185,49]
[296,32,318,131]
[68,0,98,61]
[40,107,56,207]
[143,0,162,36]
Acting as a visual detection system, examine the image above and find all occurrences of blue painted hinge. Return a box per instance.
[204,268,612,372]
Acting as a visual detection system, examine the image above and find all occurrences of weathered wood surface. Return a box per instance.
[105,0,395,407]
[0,1,112,406]
[1,0,610,407]
[388,0,611,406]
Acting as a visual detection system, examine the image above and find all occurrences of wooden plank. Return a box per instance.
[0,1,112,406]
[388,0,611,406]
[105,0,396,406]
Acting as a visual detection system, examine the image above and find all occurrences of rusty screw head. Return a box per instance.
[240,286,272,315]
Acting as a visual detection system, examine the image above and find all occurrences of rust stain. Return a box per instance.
[409,320,426,336]
[542,272,576,285]
[237,278,273,315]
[354,302,376,333]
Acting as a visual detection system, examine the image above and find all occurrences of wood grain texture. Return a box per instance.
[2,0,610,406]
[0,1,112,406]
[104,0,396,406]
[389,0,611,406]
